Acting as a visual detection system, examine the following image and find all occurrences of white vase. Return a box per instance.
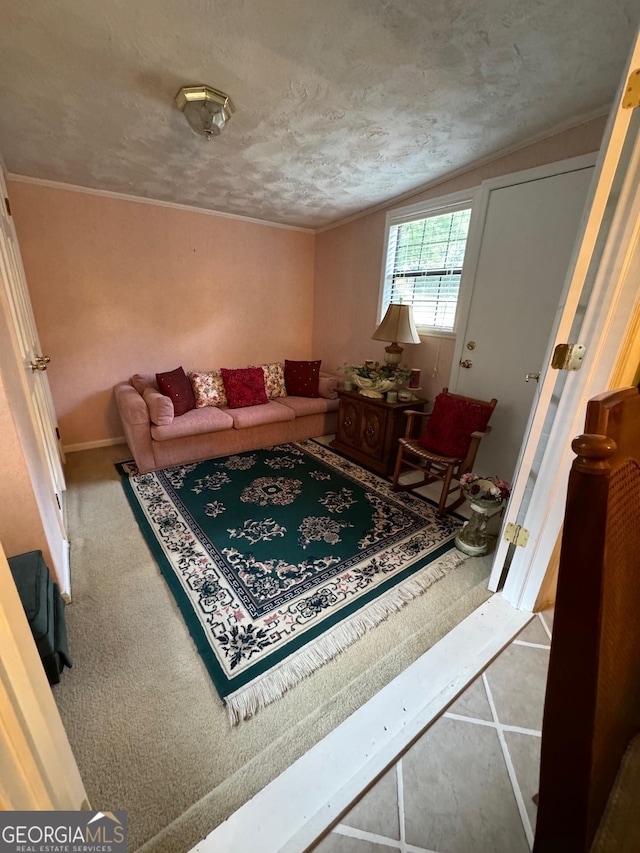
[353,374,395,398]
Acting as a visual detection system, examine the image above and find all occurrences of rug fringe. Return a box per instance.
[226,548,469,725]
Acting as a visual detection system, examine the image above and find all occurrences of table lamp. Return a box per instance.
[371,303,420,365]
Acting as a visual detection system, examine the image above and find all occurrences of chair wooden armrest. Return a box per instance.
[470,425,492,439]
[401,409,431,438]
[459,428,492,474]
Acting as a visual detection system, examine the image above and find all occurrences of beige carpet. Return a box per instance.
[54,444,492,852]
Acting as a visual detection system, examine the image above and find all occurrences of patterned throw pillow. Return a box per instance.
[418,392,494,458]
[284,359,321,397]
[155,366,196,416]
[220,367,268,409]
[188,371,225,407]
[260,362,287,399]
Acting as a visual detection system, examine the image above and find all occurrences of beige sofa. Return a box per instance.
[115,371,339,473]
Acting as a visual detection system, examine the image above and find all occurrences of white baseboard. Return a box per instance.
[64,437,127,453]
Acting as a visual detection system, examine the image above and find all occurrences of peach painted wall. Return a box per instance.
[313,117,607,407]
[8,183,315,446]
[6,116,607,449]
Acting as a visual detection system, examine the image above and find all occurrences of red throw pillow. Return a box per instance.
[418,392,494,458]
[156,366,196,416]
[220,367,268,408]
[284,359,321,397]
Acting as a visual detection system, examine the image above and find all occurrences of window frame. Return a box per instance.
[378,188,476,337]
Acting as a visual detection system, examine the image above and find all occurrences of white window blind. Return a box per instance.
[382,205,472,332]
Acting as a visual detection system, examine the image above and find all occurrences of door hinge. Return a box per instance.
[503,522,530,548]
[56,427,60,439]
[55,493,61,510]
[551,343,585,371]
[623,68,640,109]
[4,197,11,217]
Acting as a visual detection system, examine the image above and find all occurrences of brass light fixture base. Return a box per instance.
[175,85,235,139]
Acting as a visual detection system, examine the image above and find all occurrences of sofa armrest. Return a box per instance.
[115,382,150,425]
[143,387,174,425]
[114,382,156,473]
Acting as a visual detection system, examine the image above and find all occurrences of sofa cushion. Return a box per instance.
[143,387,174,425]
[229,401,296,429]
[221,367,268,408]
[151,406,234,441]
[275,396,339,417]
[156,366,196,416]
[284,359,321,397]
[260,362,287,399]
[189,371,222,408]
[131,373,158,394]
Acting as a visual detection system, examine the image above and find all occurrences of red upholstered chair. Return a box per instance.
[391,388,497,515]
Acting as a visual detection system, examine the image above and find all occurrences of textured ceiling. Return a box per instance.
[0,0,638,229]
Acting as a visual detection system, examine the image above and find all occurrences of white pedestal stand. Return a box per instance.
[454,499,503,556]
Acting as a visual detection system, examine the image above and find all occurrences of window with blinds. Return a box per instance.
[381,204,472,333]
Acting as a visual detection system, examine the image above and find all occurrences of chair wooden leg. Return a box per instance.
[446,493,466,514]
[438,466,456,514]
[391,447,405,490]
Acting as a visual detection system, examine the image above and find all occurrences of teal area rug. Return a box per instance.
[116,440,467,723]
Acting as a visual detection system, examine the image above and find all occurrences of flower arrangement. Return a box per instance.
[337,362,411,383]
[459,473,511,505]
[338,361,412,398]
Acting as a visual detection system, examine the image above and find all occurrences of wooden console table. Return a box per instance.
[331,389,427,477]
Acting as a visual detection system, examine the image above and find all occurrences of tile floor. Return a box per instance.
[311,608,553,853]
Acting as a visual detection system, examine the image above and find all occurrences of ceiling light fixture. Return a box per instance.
[174,85,235,139]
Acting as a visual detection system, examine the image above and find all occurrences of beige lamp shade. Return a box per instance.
[372,303,420,364]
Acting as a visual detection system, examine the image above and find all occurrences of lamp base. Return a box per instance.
[384,342,403,365]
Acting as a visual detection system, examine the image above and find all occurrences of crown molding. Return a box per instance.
[6,174,315,234]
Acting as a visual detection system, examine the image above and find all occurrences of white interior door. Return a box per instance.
[489,30,640,601]
[450,158,594,483]
[0,167,66,529]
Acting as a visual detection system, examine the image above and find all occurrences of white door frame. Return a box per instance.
[0,544,86,810]
[489,32,640,605]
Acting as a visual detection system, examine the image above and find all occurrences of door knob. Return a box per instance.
[525,372,540,383]
[460,359,473,369]
[30,355,51,372]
